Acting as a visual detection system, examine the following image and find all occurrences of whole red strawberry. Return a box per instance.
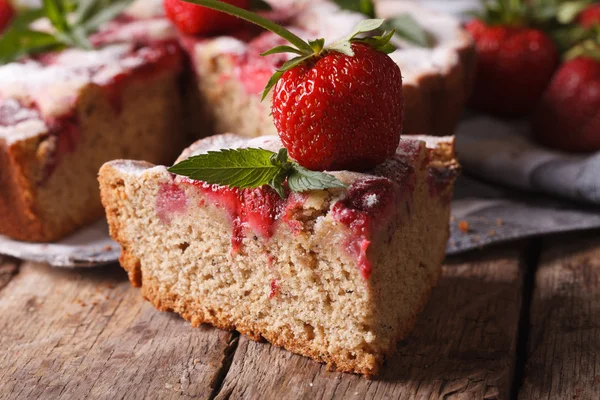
[164,0,248,35]
[272,42,403,171]
[466,18,559,117]
[532,57,600,152]
[577,4,600,28]
[0,0,14,32]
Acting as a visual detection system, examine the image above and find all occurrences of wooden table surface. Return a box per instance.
[1,231,599,400]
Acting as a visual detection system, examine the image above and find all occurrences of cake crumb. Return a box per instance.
[193,359,199,365]
[489,229,496,237]
[496,218,503,226]
[103,245,113,251]
[458,220,469,233]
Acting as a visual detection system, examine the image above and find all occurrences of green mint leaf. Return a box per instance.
[249,0,273,11]
[383,14,431,48]
[0,28,64,64]
[334,0,376,18]
[288,164,347,193]
[260,45,303,56]
[168,148,288,189]
[168,147,347,195]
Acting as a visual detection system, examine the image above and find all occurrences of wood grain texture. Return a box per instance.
[0,262,234,400]
[214,248,525,400]
[520,235,600,400]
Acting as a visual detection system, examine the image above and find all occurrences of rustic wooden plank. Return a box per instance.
[214,248,526,400]
[519,233,600,400]
[0,262,234,400]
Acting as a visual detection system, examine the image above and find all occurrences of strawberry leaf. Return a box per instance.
[383,14,431,47]
[333,0,376,18]
[260,45,303,56]
[352,29,396,54]
[328,18,387,56]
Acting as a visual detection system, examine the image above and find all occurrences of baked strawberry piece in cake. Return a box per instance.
[0,2,186,242]
[99,133,459,376]
[181,0,474,137]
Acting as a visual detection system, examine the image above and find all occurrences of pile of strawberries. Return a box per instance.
[466,0,600,152]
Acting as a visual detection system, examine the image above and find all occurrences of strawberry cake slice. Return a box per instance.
[0,3,186,242]
[184,0,474,138]
[98,133,459,376]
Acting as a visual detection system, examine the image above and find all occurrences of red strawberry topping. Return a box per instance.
[272,42,403,171]
[163,0,249,35]
[0,0,14,32]
[577,4,600,28]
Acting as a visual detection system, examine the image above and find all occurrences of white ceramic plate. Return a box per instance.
[0,220,119,267]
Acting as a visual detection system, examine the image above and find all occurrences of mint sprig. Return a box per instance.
[0,0,134,64]
[168,148,346,197]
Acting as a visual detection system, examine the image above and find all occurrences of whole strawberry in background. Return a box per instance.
[164,0,249,35]
[0,0,14,32]
[532,55,600,152]
[577,3,600,28]
[465,1,560,117]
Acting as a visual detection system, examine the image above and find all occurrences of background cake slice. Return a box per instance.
[98,133,459,376]
[0,3,186,242]
[184,0,474,138]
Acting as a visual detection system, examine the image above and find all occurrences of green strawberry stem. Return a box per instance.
[182,0,313,52]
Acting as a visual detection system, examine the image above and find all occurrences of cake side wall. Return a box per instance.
[0,136,48,241]
[192,49,279,138]
[0,70,185,242]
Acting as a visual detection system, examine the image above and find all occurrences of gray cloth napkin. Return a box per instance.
[447,116,600,254]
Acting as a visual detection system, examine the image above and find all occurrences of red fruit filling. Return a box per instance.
[269,279,279,299]
[156,183,188,224]
[332,177,397,279]
[181,180,286,252]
